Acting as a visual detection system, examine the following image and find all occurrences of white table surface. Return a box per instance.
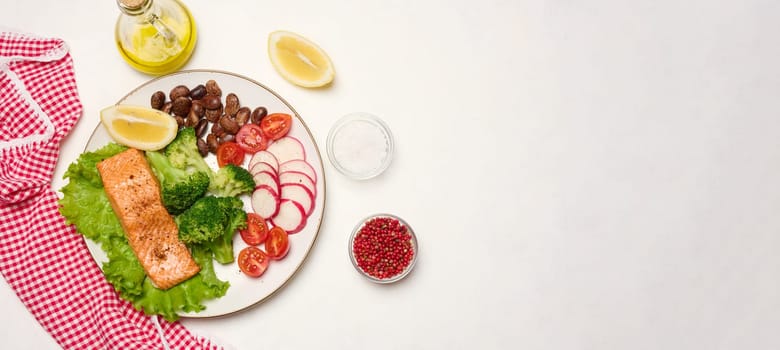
[2,0,780,349]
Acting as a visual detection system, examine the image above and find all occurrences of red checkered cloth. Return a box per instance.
[0,31,222,350]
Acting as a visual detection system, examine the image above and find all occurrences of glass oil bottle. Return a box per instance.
[115,0,197,75]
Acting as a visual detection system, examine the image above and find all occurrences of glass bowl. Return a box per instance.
[326,112,394,180]
[348,213,418,284]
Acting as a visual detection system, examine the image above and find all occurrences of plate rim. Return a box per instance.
[84,69,327,319]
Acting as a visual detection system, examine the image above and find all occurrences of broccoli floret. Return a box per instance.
[212,209,246,264]
[215,195,244,212]
[209,164,255,197]
[175,196,227,244]
[217,196,246,238]
[164,128,256,198]
[175,196,247,264]
[211,196,246,263]
[164,127,213,176]
[146,151,210,215]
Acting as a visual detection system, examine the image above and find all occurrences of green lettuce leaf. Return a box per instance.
[132,245,229,321]
[58,143,229,321]
[58,143,127,243]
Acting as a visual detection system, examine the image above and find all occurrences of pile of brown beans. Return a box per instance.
[150,79,268,156]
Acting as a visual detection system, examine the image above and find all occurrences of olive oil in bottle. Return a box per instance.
[115,0,197,75]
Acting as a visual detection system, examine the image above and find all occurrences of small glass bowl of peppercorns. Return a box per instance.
[348,213,418,283]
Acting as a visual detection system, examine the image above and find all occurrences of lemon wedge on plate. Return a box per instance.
[268,30,335,88]
[100,105,178,151]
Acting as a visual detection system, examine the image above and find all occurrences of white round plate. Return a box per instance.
[83,70,325,318]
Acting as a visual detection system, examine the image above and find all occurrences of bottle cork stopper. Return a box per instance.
[119,0,146,10]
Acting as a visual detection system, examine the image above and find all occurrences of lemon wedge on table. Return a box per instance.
[100,105,178,151]
[268,30,335,88]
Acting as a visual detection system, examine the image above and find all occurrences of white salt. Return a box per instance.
[332,120,389,176]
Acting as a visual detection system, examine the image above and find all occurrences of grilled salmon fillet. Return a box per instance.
[97,148,200,290]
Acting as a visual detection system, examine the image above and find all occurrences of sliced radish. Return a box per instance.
[280,183,314,217]
[254,183,278,197]
[252,185,280,219]
[279,171,316,196]
[249,150,279,173]
[270,199,307,234]
[267,136,306,164]
[279,159,317,184]
[252,171,279,194]
[251,161,277,177]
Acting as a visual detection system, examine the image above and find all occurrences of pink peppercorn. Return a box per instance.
[352,216,415,281]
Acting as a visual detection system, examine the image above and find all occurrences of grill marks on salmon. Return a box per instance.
[97,148,200,290]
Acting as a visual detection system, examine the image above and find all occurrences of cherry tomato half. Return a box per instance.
[265,226,290,260]
[238,246,270,277]
[260,113,293,141]
[240,213,269,246]
[216,141,245,167]
[236,124,268,154]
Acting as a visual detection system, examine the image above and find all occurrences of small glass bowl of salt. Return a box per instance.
[326,112,394,180]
